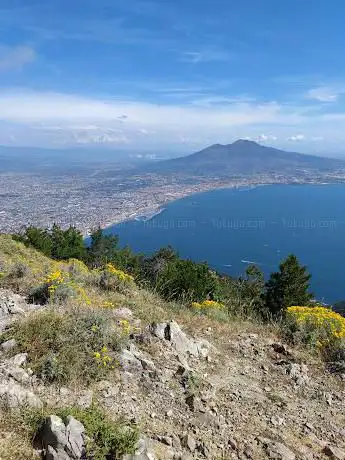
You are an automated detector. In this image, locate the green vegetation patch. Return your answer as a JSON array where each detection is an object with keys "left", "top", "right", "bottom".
[
  {"left": 5, "top": 405, "right": 139, "bottom": 460},
  {"left": 3, "top": 308, "right": 126, "bottom": 385}
]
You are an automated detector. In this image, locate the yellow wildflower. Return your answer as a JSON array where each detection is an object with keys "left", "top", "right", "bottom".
[
  {"left": 191, "top": 300, "right": 225, "bottom": 310},
  {"left": 287, "top": 305, "right": 345, "bottom": 347}
]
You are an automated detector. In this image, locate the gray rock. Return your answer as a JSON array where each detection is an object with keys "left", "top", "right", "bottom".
[
  {"left": 139, "top": 357, "right": 156, "bottom": 371},
  {"left": 0, "top": 380, "right": 42, "bottom": 408},
  {"left": 113, "top": 307, "right": 134, "bottom": 318},
  {"left": 259, "top": 438, "right": 295, "bottom": 460},
  {"left": 65, "top": 416, "right": 85, "bottom": 458},
  {"left": 172, "top": 434, "right": 181, "bottom": 449},
  {"left": 151, "top": 322, "right": 169, "bottom": 340},
  {"left": 120, "top": 349, "right": 143, "bottom": 372},
  {"left": 0, "top": 290, "right": 26, "bottom": 317},
  {"left": 1, "top": 365, "right": 31, "bottom": 384},
  {"left": 286, "top": 363, "right": 309, "bottom": 386},
  {"left": 96, "top": 380, "right": 119, "bottom": 398},
  {"left": 153, "top": 321, "right": 210, "bottom": 358},
  {"left": 46, "top": 444, "right": 70, "bottom": 460},
  {"left": 129, "top": 344, "right": 156, "bottom": 371},
  {"left": 196, "top": 339, "right": 211, "bottom": 358},
  {"left": 41, "top": 415, "right": 67, "bottom": 452},
  {"left": 0, "top": 338, "right": 17, "bottom": 352},
  {"left": 181, "top": 434, "right": 196, "bottom": 453},
  {"left": 156, "top": 436, "right": 173, "bottom": 446},
  {"left": 76, "top": 390, "right": 93, "bottom": 409},
  {"left": 323, "top": 445, "right": 345, "bottom": 459},
  {"left": 185, "top": 394, "right": 202, "bottom": 412},
  {"left": 8, "top": 352, "right": 28, "bottom": 367},
  {"left": 122, "top": 437, "right": 155, "bottom": 460},
  {"left": 40, "top": 415, "right": 86, "bottom": 460},
  {"left": 168, "top": 321, "right": 199, "bottom": 357}
]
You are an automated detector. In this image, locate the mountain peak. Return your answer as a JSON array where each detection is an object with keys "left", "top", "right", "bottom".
[{"left": 232, "top": 139, "right": 260, "bottom": 146}]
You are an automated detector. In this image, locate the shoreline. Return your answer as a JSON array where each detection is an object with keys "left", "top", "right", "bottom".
[{"left": 78, "top": 179, "right": 345, "bottom": 236}]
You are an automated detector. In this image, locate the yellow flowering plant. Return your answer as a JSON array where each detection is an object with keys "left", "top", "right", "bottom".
[
  {"left": 119, "top": 319, "right": 131, "bottom": 336},
  {"left": 93, "top": 346, "right": 115, "bottom": 369},
  {"left": 36, "top": 269, "right": 91, "bottom": 305},
  {"left": 286, "top": 305, "right": 345, "bottom": 348},
  {"left": 104, "top": 263, "right": 134, "bottom": 283},
  {"left": 191, "top": 299, "right": 225, "bottom": 310},
  {"left": 95, "top": 263, "right": 135, "bottom": 293},
  {"left": 102, "top": 300, "right": 115, "bottom": 309}
]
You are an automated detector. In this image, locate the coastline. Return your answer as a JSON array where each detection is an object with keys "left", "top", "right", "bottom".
[{"left": 78, "top": 178, "right": 345, "bottom": 237}]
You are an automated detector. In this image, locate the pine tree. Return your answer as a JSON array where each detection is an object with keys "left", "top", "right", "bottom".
[
  {"left": 265, "top": 254, "right": 313, "bottom": 315},
  {"left": 87, "top": 227, "right": 119, "bottom": 267}
]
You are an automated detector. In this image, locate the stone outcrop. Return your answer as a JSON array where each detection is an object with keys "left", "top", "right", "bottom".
[{"left": 39, "top": 415, "right": 85, "bottom": 460}]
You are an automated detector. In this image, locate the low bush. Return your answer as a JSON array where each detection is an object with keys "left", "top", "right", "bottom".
[
  {"left": 4, "top": 404, "right": 139, "bottom": 460},
  {"left": 154, "top": 258, "right": 221, "bottom": 303},
  {"left": 29, "top": 269, "right": 91, "bottom": 306},
  {"left": 57, "top": 405, "right": 139, "bottom": 459},
  {"left": 93, "top": 263, "right": 135, "bottom": 294},
  {"left": 4, "top": 309, "right": 126, "bottom": 385},
  {"left": 284, "top": 305, "right": 345, "bottom": 356}
]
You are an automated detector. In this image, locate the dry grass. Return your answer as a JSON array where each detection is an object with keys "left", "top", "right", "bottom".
[
  {"left": 0, "top": 414, "right": 37, "bottom": 460},
  {"left": 0, "top": 234, "right": 56, "bottom": 293}
]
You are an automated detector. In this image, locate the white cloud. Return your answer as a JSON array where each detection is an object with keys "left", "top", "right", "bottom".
[
  {"left": 0, "top": 90, "right": 345, "bottom": 151},
  {"left": 180, "top": 49, "right": 230, "bottom": 64},
  {"left": 256, "top": 134, "right": 277, "bottom": 142},
  {"left": 288, "top": 134, "right": 305, "bottom": 141},
  {"left": 139, "top": 128, "right": 156, "bottom": 135},
  {"left": 191, "top": 95, "right": 256, "bottom": 107},
  {"left": 0, "top": 45, "right": 36, "bottom": 71},
  {"left": 0, "top": 91, "right": 285, "bottom": 127},
  {"left": 306, "top": 86, "right": 341, "bottom": 102}
]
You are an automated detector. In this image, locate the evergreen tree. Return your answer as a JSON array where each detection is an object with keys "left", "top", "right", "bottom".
[
  {"left": 243, "top": 264, "right": 266, "bottom": 313},
  {"left": 50, "top": 224, "right": 86, "bottom": 260},
  {"left": 156, "top": 258, "right": 220, "bottom": 302},
  {"left": 87, "top": 227, "right": 119, "bottom": 267},
  {"left": 140, "top": 246, "right": 178, "bottom": 284},
  {"left": 265, "top": 254, "right": 313, "bottom": 315},
  {"left": 13, "top": 226, "right": 52, "bottom": 257},
  {"left": 14, "top": 224, "right": 86, "bottom": 261}
]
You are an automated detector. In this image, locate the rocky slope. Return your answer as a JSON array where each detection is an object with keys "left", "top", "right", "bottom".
[{"left": 1, "top": 287, "right": 345, "bottom": 460}]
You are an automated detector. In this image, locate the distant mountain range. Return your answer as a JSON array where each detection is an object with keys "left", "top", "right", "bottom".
[{"left": 142, "top": 140, "right": 345, "bottom": 177}]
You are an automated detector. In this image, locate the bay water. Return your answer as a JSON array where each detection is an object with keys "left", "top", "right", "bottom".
[{"left": 106, "top": 184, "right": 345, "bottom": 304}]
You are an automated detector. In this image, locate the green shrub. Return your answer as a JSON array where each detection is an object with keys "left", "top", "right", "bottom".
[
  {"left": 92, "top": 263, "right": 135, "bottom": 294},
  {"left": 219, "top": 265, "right": 266, "bottom": 319},
  {"left": 29, "top": 268, "right": 91, "bottom": 306},
  {"left": 155, "top": 258, "right": 221, "bottom": 303},
  {"left": 14, "top": 224, "right": 86, "bottom": 261},
  {"left": 56, "top": 405, "right": 139, "bottom": 459},
  {"left": 7, "top": 405, "right": 139, "bottom": 460},
  {"left": 284, "top": 305, "right": 345, "bottom": 368},
  {"left": 5, "top": 309, "right": 124, "bottom": 385}
]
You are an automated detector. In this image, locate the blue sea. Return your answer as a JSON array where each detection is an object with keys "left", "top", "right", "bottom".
[{"left": 106, "top": 184, "right": 345, "bottom": 304}]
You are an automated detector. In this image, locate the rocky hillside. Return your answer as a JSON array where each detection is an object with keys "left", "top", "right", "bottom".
[{"left": 0, "top": 235, "right": 344, "bottom": 460}]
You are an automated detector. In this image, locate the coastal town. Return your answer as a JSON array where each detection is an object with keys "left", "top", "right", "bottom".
[{"left": 2, "top": 164, "right": 345, "bottom": 234}]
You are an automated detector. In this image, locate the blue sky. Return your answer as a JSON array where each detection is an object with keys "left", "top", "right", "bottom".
[{"left": 1, "top": 0, "right": 345, "bottom": 154}]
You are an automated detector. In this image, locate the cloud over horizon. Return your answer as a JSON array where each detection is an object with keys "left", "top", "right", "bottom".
[
  {"left": 1, "top": 0, "right": 345, "bottom": 153},
  {"left": 0, "top": 89, "right": 345, "bottom": 153}
]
